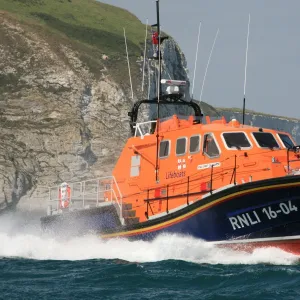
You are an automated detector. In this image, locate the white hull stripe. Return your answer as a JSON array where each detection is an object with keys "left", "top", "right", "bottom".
[{"left": 211, "top": 235, "right": 300, "bottom": 245}]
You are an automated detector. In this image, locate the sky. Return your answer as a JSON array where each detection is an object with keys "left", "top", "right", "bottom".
[{"left": 99, "top": 0, "right": 300, "bottom": 119}]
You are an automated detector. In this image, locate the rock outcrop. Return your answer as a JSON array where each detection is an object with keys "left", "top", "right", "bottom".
[{"left": 0, "top": 10, "right": 190, "bottom": 211}]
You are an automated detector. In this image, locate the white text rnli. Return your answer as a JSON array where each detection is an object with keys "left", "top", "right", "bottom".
[{"left": 229, "top": 201, "right": 298, "bottom": 230}]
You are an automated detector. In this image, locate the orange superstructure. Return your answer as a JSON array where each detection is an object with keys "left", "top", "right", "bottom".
[{"left": 112, "top": 114, "right": 300, "bottom": 224}]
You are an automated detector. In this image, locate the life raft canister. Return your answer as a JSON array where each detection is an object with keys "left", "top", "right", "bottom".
[{"left": 59, "top": 182, "right": 71, "bottom": 209}]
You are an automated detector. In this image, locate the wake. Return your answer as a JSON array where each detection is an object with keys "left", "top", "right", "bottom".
[{"left": 0, "top": 211, "right": 298, "bottom": 265}]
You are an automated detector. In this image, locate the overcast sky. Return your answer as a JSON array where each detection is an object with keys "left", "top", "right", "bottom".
[{"left": 99, "top": 0, "right": 300, "bottom": 118}]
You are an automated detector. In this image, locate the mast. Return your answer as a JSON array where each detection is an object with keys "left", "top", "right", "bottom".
[
  {"left": 155, "top": 0, "right": 161, "bottom": 182},
  {"left": 142, "top": 19, "right": 148, "bottom": 93},
  {"left": 243, "top": 14, "right": 251, "bottom": 125},
  {"left": 199, "top": 28, "right": 219, "bottom": 103},
  {"left": 191, "top": 21, "right": 201, "bottom": 101},
  {"left": 156, "top": 0, "right": 162, "bottom": 98},
  {"left": 123, "top": 28, "right": 134, "bottom": 100}
]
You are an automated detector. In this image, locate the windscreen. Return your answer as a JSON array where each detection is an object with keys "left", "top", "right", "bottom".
[
  {"left": 223, "top": 132, "right": 251, "bottom": 149},
  {"left": 278, "top": 133, "right": 295, "bottom": 148},
  {"left": 252, "top": 132, "right": 279, "bottom": 148}
]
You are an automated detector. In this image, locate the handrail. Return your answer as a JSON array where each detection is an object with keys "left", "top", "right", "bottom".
[
  {"left": 286, "top": 145, "right": 300, "bottom": 175},
  {"left": 186, "top": 176, "right": 190, "bottom": 205},
  {"left": 166, "top": 185, "right": 169, "bottom": 213},
  {"left": 142, "top": 147, "right": 300, "bottom": 218},
  {"left": 145, "top": 190, "right": 210, "bottom": 203},
  {"left": 45, "top": 176, "right": 124, "bottom": 225},
  {"left": 143, "top": 161, "right": 238, "bottom": 217},
  {"left": 230, "top": 155, "right": 237, "bottom": 185},
  {"left": 134, "top": 120, "right": 157, "bottom": 138},
  {"left": 130, "top": 149, "right": 291, "bottom": 200},
  {"left": 112, "top": 176, "right": 124, "bottom": 225},
  {"left": 210, "top": 164, "right": 214, "bottom": 194}
]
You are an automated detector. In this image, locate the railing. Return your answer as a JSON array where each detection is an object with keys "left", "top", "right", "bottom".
[
  {"left": 230, "top": 155, "right": 237, "bottom": 185},
  {"left": 287, "top": 145, "right": 300, "bottom": 175},
  {"left": 46, "top": 176, "right": 124, "bottom": 224},
  {"left": 112, "top": 176, "right": 124, "bottom": 225},
  {"left": 144, "top": 174, "right": 213, "bottom": 219},
  {"left": 134, "top": 120, "right": 157, "bottom": 138},
  {"left": 143, "top": 148, "right": 300, "bottom": 219},
  {"left": 144, "top": 155, "right": 243, "bottom": 219}
]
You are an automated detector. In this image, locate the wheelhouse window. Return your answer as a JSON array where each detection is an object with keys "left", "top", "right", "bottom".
[
  {"left": 278, "top": 133, "right": 295, "bottom": 149},
  {"left": 159, "top": 140, "right": 170, "bottom": 158},
  {"left": 252, "top": 132, "right": 279, "bottom": 148},
  {"left": 223, "top": 132, "right": 251, "bottom": 149},
  {"left": 176, "top": 138, "right": 187, "bottom": 156},
  {"left": 190, "top": 135, "right": 200, "bottom": 154},
  {"left": 203, "top": 134, "right": 220, "bottom": 157}
]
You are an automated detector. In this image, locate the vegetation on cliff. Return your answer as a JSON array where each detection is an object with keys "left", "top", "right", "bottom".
[
  {"left": 0, "top": 0, "right": 145, "bottom": 86},
  {"left": 1, "top": 0, "right": 144, "bottom": 50}
]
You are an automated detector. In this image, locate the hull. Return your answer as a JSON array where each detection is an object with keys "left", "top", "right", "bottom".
[
  {"left": 214, "top": 235, "right": 300, "bottom": 255},
  {"left": 41, "top": 175, "right": 300, "bottom": 254},
  {"left": 41, "top": 204, "right": 122, "bottom": 236}
]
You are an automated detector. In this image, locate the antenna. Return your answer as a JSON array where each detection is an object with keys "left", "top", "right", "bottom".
[
  {"left": 147, "top": 59, "right": 151, "bottom": 99},
  {"left": 191, "top": 21, "right": 201, "bottom": 100},
  {"left": 155, "top": 0, "right": 161, "bottom": 182},
  {"left": 199, "top": 28, "right": 219, "bottom": 102},
  {"left": 242, "top": 14, "right": 251, "bottom": 125},
  {"left": 142, "top": 19, "right": 148, "bottom": 92},
  {"left": 157, "top": 1, "right": 162, "bottom": 100},
  {"left": 123, "top": 27, "right": 134, "bottom": 100},
  {"left": 158, "top": 28, "right": 162, "bottom": 100}
]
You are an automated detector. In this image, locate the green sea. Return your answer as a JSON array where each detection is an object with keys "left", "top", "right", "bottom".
[{"left": 0, "top": 212, "right": 300, "bottom": 300}]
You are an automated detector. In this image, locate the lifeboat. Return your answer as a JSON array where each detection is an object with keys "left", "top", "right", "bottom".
[{"left": 41, "top": 2, "right": 300, "bottom": 255}]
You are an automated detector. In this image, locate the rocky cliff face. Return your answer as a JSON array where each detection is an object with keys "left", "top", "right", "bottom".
[{"left": 0, "top": 11, "right": 190, "bottom": 212}]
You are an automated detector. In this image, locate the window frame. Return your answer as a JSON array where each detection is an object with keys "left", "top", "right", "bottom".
[
  {"left": 276, "top": 133, "right": 295, "bottom": 149},
  {"left": 221, "top": 131, "right": 252, "bottom": 151},
  {"left": 176, "top": 137, "right": 188, "bottom": 157},
  {"left": 251, "top": 132, "right": 280, "bottom": 149},
  {"left": 202, "top": 132, "right": 221, "bottom": 158},
  {"left": 189, "top": 134, "right": 201, "bottom": 154},
  {"left": 159, "top": 139, "right": 171, "bottom": 159}
]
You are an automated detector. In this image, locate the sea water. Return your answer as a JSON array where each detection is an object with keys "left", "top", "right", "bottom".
[{"left": 0, "top": 211, "right": 300, "bottom": 299}]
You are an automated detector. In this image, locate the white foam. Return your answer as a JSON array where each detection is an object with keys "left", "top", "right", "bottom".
[{"left": 0, "top": 212, "right": 298, "bottom": 264}]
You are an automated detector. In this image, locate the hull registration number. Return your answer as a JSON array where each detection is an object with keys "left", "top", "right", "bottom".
[{"left": 229, "top": 201, "right": 298, "bottom": 230}]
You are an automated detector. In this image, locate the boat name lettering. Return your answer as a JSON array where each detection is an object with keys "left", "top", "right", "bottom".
[
  {"left": 197, "top": 162, "right": 221, "bottom": 170},
  {"left": 229, "top": 200, "right": 298, "bottom": 230},
  {"left": 165, "top": 171, "right": 186, "bottom": 179}
]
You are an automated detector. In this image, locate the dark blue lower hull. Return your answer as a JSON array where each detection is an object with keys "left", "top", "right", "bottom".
[
  {"left": 130, "top": 184, "right": 300, "bottom": 242},
  {"left": 41, "top": 176, "right": 300, "bottom": 249}
]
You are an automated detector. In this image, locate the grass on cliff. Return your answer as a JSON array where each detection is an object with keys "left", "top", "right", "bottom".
[
  {"left": 0, "top": 0, "right": 145, "bottom": 55},
  {"left": 0, "top": 0, "right": 145, "bottom": 84}
]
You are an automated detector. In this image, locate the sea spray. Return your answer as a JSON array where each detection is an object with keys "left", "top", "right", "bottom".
[{"left": 0, "top": 212, "right": 298, "bottom": 264}]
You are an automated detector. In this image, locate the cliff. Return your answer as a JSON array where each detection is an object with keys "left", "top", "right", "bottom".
[{"left": 0, "top": 0, "right": 191, "bottom": 212}]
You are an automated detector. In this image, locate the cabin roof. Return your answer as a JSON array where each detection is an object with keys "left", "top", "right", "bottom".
[
  {"left": 129, "top": 115, "right": 293, "bottom": 145},
  {"left": 157, "top": 115, "right": 281, "bottom": 135}
]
